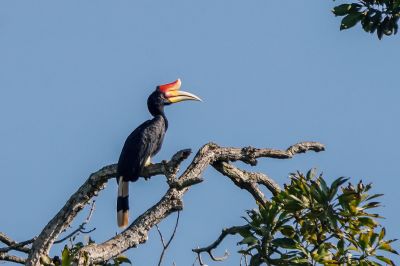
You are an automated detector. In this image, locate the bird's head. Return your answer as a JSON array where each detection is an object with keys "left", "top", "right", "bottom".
[{"left": 148, "top": 79, "right": 202, "bottom": 116}]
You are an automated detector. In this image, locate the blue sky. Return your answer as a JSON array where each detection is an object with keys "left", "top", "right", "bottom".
[{"left": 0, "top": 0, "right": 399, "bottom": 265}]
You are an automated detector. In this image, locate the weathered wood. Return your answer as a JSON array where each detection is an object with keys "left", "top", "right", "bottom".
[{"left": 0, "top": 142, "right": 324, "bottom": 265}]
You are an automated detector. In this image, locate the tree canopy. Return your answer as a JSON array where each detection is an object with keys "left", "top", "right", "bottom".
[
  {"left": 227, "top": 171, "right": 398, "bottom": 265},
  {"left": 333, "top": 0, "right": 400, "bottom": 39}
]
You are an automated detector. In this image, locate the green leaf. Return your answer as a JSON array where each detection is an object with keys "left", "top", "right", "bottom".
[
  {"left": 318, "top": 176, "right": 329, "bottom": 200},
  {"left": 238, "top": 249, "right": 250, "bottom": 255},
  {"left": 292, "top": 257, "right": 310, "bottom": 264},
  {"left": 114, "top": 256, "right": 132, "bottom": 265},
  {"left": 371, "top": 11, "right": 382, "bottom": 32},
  {"left": 382, "top": 16, "right": 393, "bottom": 36},
  {"left": 362, "top": 201, "right": 381, "bottom": 210},
  {"left": 238, "top": 227, "right": 252, "bottom": 239},
  {"left": 341, "top": 12, "right": 364, "bottom": 30},
  {"left": 377, "top": 25, "right": 384, "bottom": 40},
  {"left": 379, "top": 228, "right": 386, "bottom": 241},
  {"left": 272, "top": 238, "right": 297, "bottom": 249},
  {"left": 288, "top": 194, "right": 304, "bottom": 204},
  {"left": 306, "top": 168, "right": 316, "bottom": 180},
  {"left": 378, "top": 241, "right": 399, "bottom": 255},
  {"left": 370, "top": 232, "right": 379, "bottom": 247},
  {"left": 239, "top": 236, "right": 258, "bottom": 246},
  {"left": 366, "top": 261, "right": 376, "bottom": 266},
  {"left": 358, "top": 217, "right": 378, "bottom": 228},
  {"left": 329, "top": 177, "right": 349, "bottom": 200},
  {"left": 280, "top": 225, "right": 296, "bottom": 237},
  {"left": 332, "top": 4, "right": 352, "bottom": 16},
  {"left": 61, "top": 246, "right": 71, "bottom": 266},
  {"left": 394, "top": 0, "right": 400, "bottom": 9},
  {"left": 375, "top": 255, "right": 395, "bottom": 265},
  {"left": 366, "top": 194, "right": 384, "bottom": 201}
]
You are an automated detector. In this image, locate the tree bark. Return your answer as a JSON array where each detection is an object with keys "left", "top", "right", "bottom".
[{"left": 0, "top": 142, "right": 324, "bottom": 266}]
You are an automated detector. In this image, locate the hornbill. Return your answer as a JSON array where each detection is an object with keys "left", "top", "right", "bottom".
[{"left": 117, "top": 79, "right": 201, "bottom": 228}]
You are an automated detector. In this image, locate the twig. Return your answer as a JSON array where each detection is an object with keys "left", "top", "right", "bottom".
[
  {"left": 155, "top": 226, "right": 166, "bottom": 247},
  {"left": 239, "top": 251, "right": 249, "bottom": 266},
  {"left": 54, "top": 201, "right": 96, "bottom": 244},
  {"left": 192, "top": 252, "right": 207, "bottom": 266},
  {"left": 156, "top": 211, "right": 181, "bottom": 266}
]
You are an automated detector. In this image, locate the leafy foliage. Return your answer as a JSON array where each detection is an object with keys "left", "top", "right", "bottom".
[
  {"left": 332, "top": 0, "right": 400, "bottom": 39},
  {"left": 237, "top": 170, "right": 398, "bottom": 265}
]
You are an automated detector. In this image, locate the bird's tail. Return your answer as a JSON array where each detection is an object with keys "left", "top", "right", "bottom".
[{"left": 117, "top": 176, "right": 129, "bottom": 228}]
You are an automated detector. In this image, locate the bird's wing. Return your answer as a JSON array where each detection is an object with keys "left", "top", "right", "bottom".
[
  {"left": 118, "top": 116, "right": 167, "bottom": 182},
  {"left": 117, "top": 120, "right": 155, "bottom": 181}
]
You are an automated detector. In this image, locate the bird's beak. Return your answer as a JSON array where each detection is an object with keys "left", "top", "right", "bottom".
[
  {"left": 159, "top": 79, "right": 202, "bottom": 103},
  {"left": 166, "top": 90, "right": 202, "bottom": 103}
]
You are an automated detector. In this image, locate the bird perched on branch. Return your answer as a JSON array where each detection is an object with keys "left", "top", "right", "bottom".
[{"left": 117, "top": 79, "right": 202, "bottom": 228}]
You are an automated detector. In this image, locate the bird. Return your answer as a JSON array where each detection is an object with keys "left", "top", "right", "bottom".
[{"left": 116, "top": 79, "right": 201, "bottom": 228}]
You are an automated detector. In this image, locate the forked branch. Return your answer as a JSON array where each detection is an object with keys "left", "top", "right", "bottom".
[
  {"left": 2, "top": 141, "right": 324, "bottom": 266},
  {"left": 192, "top": 225, "right": 251, "bottom": 263}
]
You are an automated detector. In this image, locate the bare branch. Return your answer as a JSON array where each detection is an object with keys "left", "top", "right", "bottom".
[
  {"left": 26, "top": 149, "right": 191, "bottom": 266},
  {"left": 73, "top": 188, "right": 184, "bottom": 265},
  {"left": 54, "top": 200, "right": 96, "bottom": 244},
  {"left": 21, "top": 142, "right": 323, "bottom": 266},
  {"left": 286, "top": 141, "right": 325, "bottom": 156},
  {"left": 212, "top": 161, "right": 280, "bottom": 204},
  {"left": 192, "top": 225, "right": 249, "bottom": 262},
  {"left": 173, "top": 141, "right": 324, "bottom": 189},
  {"left": 192, "top": 253, "right": 207, "bottom": 266},
  {"left": 156, "top": 211, "right": 180, "bottom": 266},
  {"left": 0, "top": 233, "right": 34, "bottom": 265},
  {"left": 0, "top": 233, "right": 34, "bottom": 254},
  {"left": 0, "top": 253, "right": 26, "bottom": 264},
  {"left": 0, "top": 233, "right": 13, "bottom": 246}
]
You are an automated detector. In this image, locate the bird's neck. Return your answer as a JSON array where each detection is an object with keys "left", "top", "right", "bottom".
[
  {"left": 148, "top": 103, "right": 168, "bottom": 129},
  {"left": 160, "top": 113, "right": 168, "bottom": 129},
  {"left": 154, "top": 113, "right": 168, "bottom": 130}
]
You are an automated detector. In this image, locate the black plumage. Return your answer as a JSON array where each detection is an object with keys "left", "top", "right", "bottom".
[
  {"left": 116, "top": 79, "right": 201, "bottom": 227},
  {"left": 117, "top": 92, "right": 168, "bottom": 182}
]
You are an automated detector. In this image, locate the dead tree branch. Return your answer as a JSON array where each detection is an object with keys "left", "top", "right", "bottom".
[
  {"left": 0, "top": 233, "right": 35, "bottom": 265},
  {"left": 212, "top": 161, "right": 280, "bottom": 204},
  {"left": 0, "top": 233, "right": 34, "bottom": 254},
  {"left": 54, "top": 200, "right": 96, "bottom": 244},
  {"left": 1, "top": 141, "right": 324, "bottom": 266},
  {"left": 0, "top": 253, "right": 26, "bottom": 264},
  {"left": 192, "top": 225, "right": 251, "bottom": 262},
  {"left": 26, "top": 149, "right": 191, "bottom": 266}
]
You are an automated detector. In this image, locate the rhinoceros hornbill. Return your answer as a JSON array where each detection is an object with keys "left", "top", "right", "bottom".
[{"left": 117, "top": 79, "right": 202, "bottom": 227}]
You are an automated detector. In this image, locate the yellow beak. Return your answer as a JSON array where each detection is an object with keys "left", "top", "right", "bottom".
[
  {"left": 158, "top": 78, "right": 202, "bottom": 103},
  {"left": 166, "top": 90, "right": 202, "bottom": 103}
]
